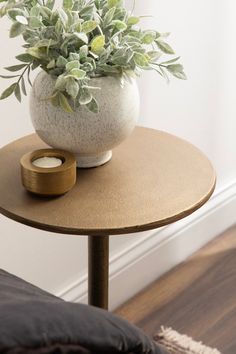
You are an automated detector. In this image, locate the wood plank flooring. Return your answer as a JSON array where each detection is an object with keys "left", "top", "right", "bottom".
[{"left": 116, "top": 225, "right": 236, "bottom": 354}]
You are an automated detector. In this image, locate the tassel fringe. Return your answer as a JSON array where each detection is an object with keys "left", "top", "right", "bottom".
[{"left": 154, "top": 327, "right": 221, "bottom": 354}]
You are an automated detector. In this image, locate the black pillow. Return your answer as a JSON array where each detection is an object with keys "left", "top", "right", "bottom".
[{"left": 0, "top": 270, "right": 168, "bottom": 354}]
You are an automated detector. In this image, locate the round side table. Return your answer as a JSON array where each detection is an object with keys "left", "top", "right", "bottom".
[{"left": 0, "top": 127, "right": 216, "bottom": 309}]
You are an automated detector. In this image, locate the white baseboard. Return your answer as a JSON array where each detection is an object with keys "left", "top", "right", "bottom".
[{"left": 57, "top": 181, "right": 236, "bottom": 310}]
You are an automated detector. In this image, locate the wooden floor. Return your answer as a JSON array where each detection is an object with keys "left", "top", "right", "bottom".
[{"left": 116, "top": 225, "right": 236, "bottom": 354}]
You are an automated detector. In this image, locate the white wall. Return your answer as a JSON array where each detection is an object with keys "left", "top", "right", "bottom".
[
  {"left": 136, "top": 0, "right": 236, "bottom": 189},
  {"left": 0, "top": 0, "right": 236, "bottom": 305}
]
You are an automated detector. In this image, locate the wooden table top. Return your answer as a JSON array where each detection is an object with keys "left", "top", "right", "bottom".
[{"left": 0, "top": 127, "right": 216, "bottom": 236}]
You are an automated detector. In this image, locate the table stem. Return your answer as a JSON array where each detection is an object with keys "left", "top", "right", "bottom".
[{"left": 88, "top": 235, "right": 109, "bottom": 310}]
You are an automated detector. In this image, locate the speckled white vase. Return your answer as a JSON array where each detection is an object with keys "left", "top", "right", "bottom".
[{"left": 30, "top": 71, "right": 140, "bottom": 168}]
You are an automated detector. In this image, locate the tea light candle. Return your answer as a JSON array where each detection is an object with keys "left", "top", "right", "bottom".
[
  {"left": 20, "top": 149, "right": 76, "bottom": 196},
  {"left": 32, "top": 156, "right": 62, "bottom": 168}
]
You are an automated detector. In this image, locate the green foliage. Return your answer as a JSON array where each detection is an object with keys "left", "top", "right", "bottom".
[{"left": 0, "top": 0, "right": 186, "bottom": 113}]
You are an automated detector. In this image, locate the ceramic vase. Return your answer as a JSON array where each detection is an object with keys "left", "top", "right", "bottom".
[{"left": 30, "top": 71, "right": 140, "bottom": 168}]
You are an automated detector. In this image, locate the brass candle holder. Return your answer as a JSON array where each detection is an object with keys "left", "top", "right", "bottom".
[{"left": 20, "top": 149, "right": 76, "bottom": 196}]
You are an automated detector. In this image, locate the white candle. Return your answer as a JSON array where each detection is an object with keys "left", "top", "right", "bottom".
[{"left": 32, "top": 156, "right": 62, "bottom": 168}]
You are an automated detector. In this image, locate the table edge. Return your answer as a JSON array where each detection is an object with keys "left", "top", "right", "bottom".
[{"left": 0, "top": 175, "right": 216, "bottom": 236}]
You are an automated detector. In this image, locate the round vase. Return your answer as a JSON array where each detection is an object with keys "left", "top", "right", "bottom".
[{"left": 29, "top": 71, "right": 140, "bottom": 168}]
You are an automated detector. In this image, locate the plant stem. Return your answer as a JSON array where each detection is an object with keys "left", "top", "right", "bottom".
[{"left": 17, "top": 63, "right": 31, "bottom": 85}]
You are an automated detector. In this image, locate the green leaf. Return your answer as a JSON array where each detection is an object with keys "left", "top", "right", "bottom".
[
  {"left": 107, "top": 0, "right": 122, "bottom": 8},
  {"left": 150, "top": 64, "right": 165, "bottom": 78},
  {"left": 10, "top": 22, "right": 26, "bottom": 37},
  {"left": 15, "top": 53, "right": 32, "bottom": 63},
  {"left": 15, "top": 15, "right": 28, "bottom": 25},
  {"left": 29, "top": 16, "right": 42, "bottom": 28},
  {"left": 56, "top": 56, "right": 68, "bottom": 68},
  {"left": 86, "top": 97, "right": 98, "bottom": 113},
  {"left": 98, "top": 64, "right": 120, "bottom": 74},
  {"left": 0, "top": 74, "right": 20, "bottom": 78},
  {"left": 79, "top": 45, "right": 88, "bottom": 59},
  {"left": 127, "top": 16, "right": 140, "bottom": 26},
  {"left": 66, "top": 60, "right": 80, "bottom": 71},
  {"left": 161, "top": 56, "right": 180, "bottom": 65},
  {"left": 89, "top": 51, "right": 99, "bottom": 59},
  {"left": 46, "top": 0, "right": 55, "bottom": 10},
  {"left": 67, "top": 10, "right": 73, "bottom": 28},
  {"left": 82, "top": 85, "right": 101, "bottom": 91},
  {"left": 166, "top": 63, "right": 184, "bottom": 72},
  {"left": 66, "top": 77, "right": 79, "bottom": 99},
  {"left": 14, "top": 83, "right": 21, "bottom": 102},
  {"left": 50, "top": 92, "right": 60, "bottom": 107},
  {"left": 30, "top": 6, "right": 40, "bottom": 17},
  {"left": 35, "top": 39, "right": 57, "bottom": 48},
  {"left": 112, "top": 47, "right": 133, "bottom": 65},
  {"left": 31, "top": 60, "right": 41, "bottom": 70},
  {"left": 112, "top": 20, "right": 127, "bottom": 31},
  {"left": 79, "top": 88, "right": 92, "bottom": 105},
  {"left": 141, "top": 31, "right": 156, "bottom": 44},
  {"left": 7, "top": 8, "right": 25, "bottom": 20},
  {"left": 0, "top": 83, "right": 17, "bottom": 100},
  {"left": 47, "top": 59, "right": 55, "bottom": 69},
  {"left": 58, "top": 92, "right": 73, "bottom": 113},
  {"left": 79, "top": 4, "right": 94, "bottom": 17},
  {"left": 69, "top": 68, "right": 86, "bottom": 79},
  {"left": 0, "top": 6, "right": 7, "bottom": 17},
  {"left": 55, "top": 75, "right": 67, "bottom": 90},
  {"left": 156, "top": 40, "right": 175, "bottom": 54},
  {"left": 103, "top": 7, "right": 116, "bottom": 27},
  {"left": 91, "top": 35, "right": 105, "bottom": 55},
  {"left": 57, "top": 9, "right": 68, "bottom": 28},
  {"left": 21, "top": 77, "right": 27, "bottom": 95},
  {"left": 74, "top": 32, "right": 88, "bottom": 44},
  {"left": 82, "top": 20, "right": 98, "bottom": 34},
  {"left": 95, "top": 0, "right": 101, "bottom": 9},
  {"left": 159, "top": 32, "right": 171, "bottom": 38},
  {"left": 147, "top": 51, "right": 162, "bottom": 61},
  {"left": 133, "top": 53, "right": 149, "bottom": 68},
  {"left": 128, "top": 30, "right": 142, "bottom": 40},
  {"left": 63, "top": 0, "right": 73, "bottom": 10},
  {"left": 159, "top": 66, "right": 169, "bottom": 82},
  {"left": 60, "top": 39, "right": 69, "bottom": 56},
  {"left": 69, "top": 52, "right": 81, "bottom": 61},
  {"left": 27, "top": 66, "right": 32, "bottom": 86},
  {"left": 73, "top": 21, "right": 81, "bottom": 32},
  {"left": 40, "top": 6, "right": 52, "bottom": 18},
  {"left": 81, "top": 62, "right": 93, "bottom": 72},
  {"left": 4, "top": 64, "right": 27, "bottom": 72},
  {"left": 166, "top": 64, "right": 187, "bottom": 80},
  {"left": 55, "top": 18, "right": 63, "bottom": 34},
  {"left": 26, "top": 47, "right": 46, "bottom": 60}
]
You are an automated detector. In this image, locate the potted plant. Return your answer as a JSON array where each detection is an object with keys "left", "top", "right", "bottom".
[{"left": 0, "top": 0, "right": 186, "bottom": 167}]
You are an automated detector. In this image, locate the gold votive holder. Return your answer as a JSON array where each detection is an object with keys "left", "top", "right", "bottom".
[{"left": 20, "top": 149, "right": 76, "bottom": 196}]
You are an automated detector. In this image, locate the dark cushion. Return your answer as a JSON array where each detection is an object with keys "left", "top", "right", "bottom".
[{"left": 0, "top": 269, "right": 168, "bottom": 354}]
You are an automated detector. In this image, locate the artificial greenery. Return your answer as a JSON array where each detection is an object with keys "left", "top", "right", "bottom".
[{"left": 0, "top": 0, "right": 186, "bottom": 113}]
